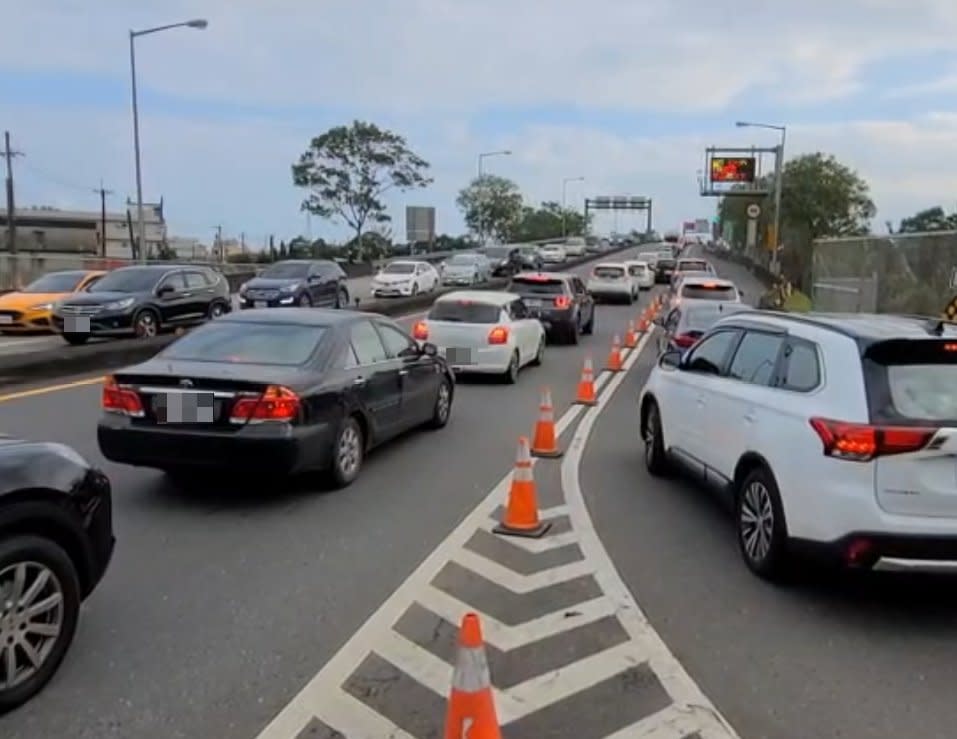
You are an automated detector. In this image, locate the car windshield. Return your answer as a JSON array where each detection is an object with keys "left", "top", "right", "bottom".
[
  {"left": 383, "top": 262, "right": 415, "bottom": 274},
  {"left": 658, "top": 259, "right": 676, "bottom": 269},
  {"left": 867, "top": 340, "right": 957, "bottom": 422},
  {"left": 261, "top": 262, "right": 310, "bottom": 279},
  {"left": 447, "top": 255, "right": 477, "bottom": 265},
  {"left": 88, "top": 268, "right": 163, "bottom": 293},
  {"left": 509, "top": 277, "right": 564, "bottom": 295},
  {"left": 593, "top": 266, "right": 625, "bottom": 279},
  {"left": 429, "top": 300, "right": 501, "bottom": 323},
  {"left": 484, "top": 247, "right": 510, "bottom": 258},
  {"left": 681, "top": 283, "right": 737, "bottom": 300},
  {"left": 160, "top": 321, "right": 326, "bottom": 366},
  {"left": 22, "top": 272, "right": 85, "bottom": 293}
]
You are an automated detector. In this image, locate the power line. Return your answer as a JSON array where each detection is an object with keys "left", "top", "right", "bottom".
[{"left": 18, "top": 158, "right": 95, "bottom": 194}]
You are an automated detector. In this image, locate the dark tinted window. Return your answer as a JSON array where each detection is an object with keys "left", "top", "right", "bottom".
[
  {"left": 429, "top": 300, "right": 501, "bottom": 323},
  {"left": 728, "top": 332, "right": 782, "bottom": 385},
  {"left": 261, "top": 262, "right": 309, "bottom": 279},
  {"left": 781, "top": 342, "right": 820, "bottom": 391},
  {"left": 628, "top": 264, "right": 649, "bottom": 276},
  {"left": 22, "top": 271, "right": 85, "bottom": 293},
  {"left": 89, "top": 267, "right": 166, "bottom": 293},
  {"left": 508, "top": 277, "right": 565, "bottom": 295},
  {"left": 158, "top": 273, "right": 187, "bottom": 291},
  {"left": 681, "top": 284, "right": 737, "bottom": 301},
  {"left": 866, "top": 340, "right": 957, "bottom": 422},
  {"left": 593, "top": 266, "right": 625, "bottom": 279},
  {"left": 685, "top": 330, "right": 739, "bottom": 374},
  {"left": 350, "top": 321, "right": 388, "bottom": 364},
  {"left": 678, "top": 260, "right": 709, "bottom": 272},
  {"left": 160, "top": 321, "right": 325, "bottom": 365},
  {"left": 184, "top": 271, "right": 208, "bottom": 289},
  {"left": 657, "top": 259, "right": 676, "bottom": 270},
  {"left": 382, "top": 262, "right": 416, "bottom": 274}
]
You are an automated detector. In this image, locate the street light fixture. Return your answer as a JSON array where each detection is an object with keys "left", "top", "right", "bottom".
[
  {"left": 476, "top": 150, "right": 512, "bottom": 244},
  {"left": 129, "top": 18, "right": 208, "bottom": 262},
  {"left": 736, "top": 120, "right": 786, "bottom": 275},
  {"left": 561, "top": 176, "right": 585, "bottom": 238}
]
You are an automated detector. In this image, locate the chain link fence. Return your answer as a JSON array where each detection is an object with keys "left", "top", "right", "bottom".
[{"left": 811, "top": 231, "right": 957, "bottom": 315}]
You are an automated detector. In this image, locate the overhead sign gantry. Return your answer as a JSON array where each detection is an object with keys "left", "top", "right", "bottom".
[{"left": 584, "top": 196, "right": 653, "bottom": 233}]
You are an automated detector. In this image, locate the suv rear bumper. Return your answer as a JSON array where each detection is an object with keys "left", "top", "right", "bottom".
[{"left": 792, "top": 532, "right": 957, "bottom": 565}]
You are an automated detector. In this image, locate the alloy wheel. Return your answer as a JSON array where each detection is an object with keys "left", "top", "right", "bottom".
[
  {"left": 740, "top": 481, "right": 775, "bottom": 563},
  {"left": 0, "top": 562, "right": 64, "bottom": 691},
  {"left": 337, "top": 425, "right": 362, "bottom": 479}
]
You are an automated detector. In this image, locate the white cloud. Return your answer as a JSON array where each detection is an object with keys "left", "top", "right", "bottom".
[{"left": 5, "top": 1, "right": 957, "bottom": 243}]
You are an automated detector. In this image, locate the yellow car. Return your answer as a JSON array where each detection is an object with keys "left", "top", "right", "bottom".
[{"left": 0, "top": 270, "right": 106, "bottom": 333}]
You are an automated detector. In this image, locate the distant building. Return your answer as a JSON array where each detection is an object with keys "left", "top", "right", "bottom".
[
  {"left": 0, "top": 199, "right": 167, "bottom": 258},
  {"left": 166, "top": 236, "right": 208, "bottom": 261}
]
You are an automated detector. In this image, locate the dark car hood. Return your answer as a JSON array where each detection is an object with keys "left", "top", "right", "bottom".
[
  {"left": 118, "top": 357, "right": 310, "bottom": 388},
  {"left": 245, "top": 277, "right": 303, "bottom": 289},
  {"left": 60, "top": 291, "right": 140, "bottom": 305}
]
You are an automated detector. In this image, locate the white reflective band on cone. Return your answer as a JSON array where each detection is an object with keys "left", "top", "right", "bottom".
[{"left": 452, "top": 646, "right": 492, "bottom": 693}]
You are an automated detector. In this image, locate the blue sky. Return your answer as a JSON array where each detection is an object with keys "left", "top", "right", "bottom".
[{"left": 4, "top": 0, "right": 957, "bottom": 247}]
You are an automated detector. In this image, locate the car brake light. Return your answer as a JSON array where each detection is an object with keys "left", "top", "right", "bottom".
[
  {"left": 672, "top": 332, "right": 699, "bottom": 348},
  {"left": 554, "top": 295, "right": 571, "bottom": 309},
  {"left": 488, "top": 325, "right": 509, "bottom": 344},
  {"left": 808, "top": 417, "right": 937, "bottom": 462},
  {"left": 230, "top": 385, "right": 301, "bottom": 424},
  {"left": 102, "top": 375, "right": 144, "bottom": 417},
  {"left": 412, "top": 320, "right": 429, "bottom": 340}
]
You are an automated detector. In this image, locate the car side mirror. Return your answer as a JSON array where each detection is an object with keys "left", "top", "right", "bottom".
[
  {"left": 738, "top": 290, "right": 746, "bottom": 298},
  {"left": 659, "top": 349, "right": 682, "bottom": 369},
  {"left": 421, "top": 341, "right": 438, "bottom": 357},
  {"left": 156, "top": 285, "right": 175, "bottom": 297}
]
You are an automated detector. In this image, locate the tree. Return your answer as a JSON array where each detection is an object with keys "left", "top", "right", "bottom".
[
  {"left": 511, "top": 201, "right": 590, "bottom": 242},
  {"left": 898, "top": 206, "right": 957, "bottom": 233},
  {"left": 292, "top": 120, "right": 432, "bottom": 253},
  {"left": 456, "top": 174, "right": 523, "bottom": 243}
]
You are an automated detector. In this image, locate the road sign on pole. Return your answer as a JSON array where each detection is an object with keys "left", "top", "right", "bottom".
[{"left": 746, "top": 203, "right": 761, "bottom": 218}]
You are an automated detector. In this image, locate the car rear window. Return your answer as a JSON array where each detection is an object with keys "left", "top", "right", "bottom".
[
  {"left": 509, "top": 277, "right": 565, "bottom": 295},
  {"left": 627, "top": 265, "right": 648, "bottom": 276},
  {"left": 681, "top": 283, "right": 737, "bottom": 300},
  {"left": 865, "top": 339, "right": 957, "bottom": 423},
  {"left": 428, "top": 300, "right": 501, "bottom": 323},
  {"left": 657, "top": 259, "right": 676, "bottom": 269},
  {"left": 681, "top": 304, "right": 747, "bottom": 332},
  {"left": 160, "top": 321, "right": 326, "bottom": 366},
  {"left": 678, "top": 260, "right": 709, "bottom": 272},
  {"left": 593, "top": 266, "right": 625, "bottom": 279}
]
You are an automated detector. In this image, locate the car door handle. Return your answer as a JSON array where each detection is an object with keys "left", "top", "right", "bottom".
[
  {"left": 353, "top": 377, "right": 366, "bottom": 386},
  {"left": 181, "top": 292, "right": 193, "bottom": 297},
  {"left": 743, "top": 411, "right": 756, "bottom": 423},
  {"left": 398, "top": 369, "right": 408, "bottom": 376}
]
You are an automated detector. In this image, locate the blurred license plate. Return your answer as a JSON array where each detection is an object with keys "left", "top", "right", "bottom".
[
  {"left": 0, "top": 316, "right": 12, "bottom": 325},
  {"left": 445, "top": 348, "right": 474, "bottom": 365},
  {"left": 254, "top": 301, "right": 267, "bottom": 308},
  {"left": 64, "top": 316, "right": 90, "bottom": 333},
  {"left": 525, "top": 299, "right": 543, "bottom": 307},
  {"left": 153, "top": 392, "right": 217, "bottom": 423}
]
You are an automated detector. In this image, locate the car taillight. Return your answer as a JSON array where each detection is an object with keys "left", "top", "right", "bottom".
[
  {"left": 230, "top": 385, "right": 301, "bottom": 424},
  {"left": 102, "top": 376, "right": 145, "bottom": 417},
  {"left": 488, "top": 326, "right": 509, "bottom": 344},
  {"left": 554, "top": 295, "right": 571, "bottom": 309},
  {"left": 412, "top": 321, "right": 429, "bottom": 340},
  {"left": 808, "top": 417, "right": 938, "bottom": 462},
  {"left": 672, "top": 332, "right": 699, "bottom": 348}
]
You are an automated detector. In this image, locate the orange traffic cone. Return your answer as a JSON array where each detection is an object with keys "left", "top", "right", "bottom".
[
  {"left": 607, "top": 334, "right": 623, "bottom": 372},
  {"left": 494, "top": 437, "right": 551, "bottom": 538},
  {"left": 624, "top": 320, "right": 638, "bottom": 348},
  {"left": 574, "top": 356, "right": 598, "bottom": 406},
  {"left": 444, "top": 613, "right": 502, "bottom": 739},
  {"left": 531, "top": 387, "right": 562, "bottom": 458},
  {"left": 638, "top": 316, "right": 650, "bottom": 333}
]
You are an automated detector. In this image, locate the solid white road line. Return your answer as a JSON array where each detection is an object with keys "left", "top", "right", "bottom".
[
  {"left": 560, "top": 331, "right": 740, "bottom": 737},
  {"left": 254, "top": 354, "right": 630, "bottom": 738},
  {"left": 450, "top": 548, "right": 594, "bottom": 592}
]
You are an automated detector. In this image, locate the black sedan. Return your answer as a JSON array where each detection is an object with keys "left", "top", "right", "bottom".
[
  {"left": 238, "top": 259, "right": 350, "bottom": 309},
  {"left": 654, "top": 258, "right": 676, "bottom": 284},
  {"left": 0, "top": 438, "right": 114, "bottom": 714},
  {"left": 52, "top": 264, "right": 232, "bottom": 345},
  {"left": 97, "top": 308, "right": 455, "bottom": 487}
]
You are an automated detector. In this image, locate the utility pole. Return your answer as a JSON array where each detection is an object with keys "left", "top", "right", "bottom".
[
  {"left": 93, "top": 181, "right": 114, "bottom": 257},
  {"left": 213, "top": 224, "right": 223, "bottom": 263},
  {"left": 2, "top": 131, "right": 23, "bottom": 287}
]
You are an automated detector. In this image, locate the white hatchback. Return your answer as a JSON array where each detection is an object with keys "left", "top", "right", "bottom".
[
  {"left": 540, "top": 244, "right": 567, "bottom": 264},
  {"left": 587, "top": 263, "right": 634, "bottom": 304},
  {"left": 623, "top": 260, "right": 655, "bottom": 291},
  {"left": 412, "top": 290, "right": 546, "bottom": 383}
]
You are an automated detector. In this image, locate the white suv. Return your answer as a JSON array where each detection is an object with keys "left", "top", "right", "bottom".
[{"left": 638, "top": 311, "right": 957, "bottom": 581}]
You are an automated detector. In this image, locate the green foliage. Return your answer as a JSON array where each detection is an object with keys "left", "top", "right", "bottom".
[
  {"left": 292, "top": 120, "right": 432, "bottom": 247},
  {"left": 456, "top": 174, "right": 523, "bottom": 242},
  {"left": 511, "top": 201, "right": 590, "bottom": 242},
  {"left": 898, "top": 206, "right": 957, "bottom": 233}
]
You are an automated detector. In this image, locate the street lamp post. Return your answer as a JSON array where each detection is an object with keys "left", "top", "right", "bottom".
[
  {"left": 736, "top": 120, "right": 786, "bottom": 275},
  {"left": 561, "top": 176, "right": 585, "bottom": 238},
  {"left": 476, "top": 150, "right": 511, "bottom": 244},
  {"left": 130, "top": 19, "right": 208, "bottom": 262}
]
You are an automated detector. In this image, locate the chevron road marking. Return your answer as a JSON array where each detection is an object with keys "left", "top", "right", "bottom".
[{"left": 255, "top": 318, "right": 737, "bottom": 739}]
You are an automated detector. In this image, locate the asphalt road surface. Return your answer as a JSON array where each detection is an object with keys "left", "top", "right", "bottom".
[{"left": 0, "top": 245, "right": 672, "bottom": 739}]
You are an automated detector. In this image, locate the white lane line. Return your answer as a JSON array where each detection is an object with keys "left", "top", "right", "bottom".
[
  {"left": 450, "top": 548, "right": 594, "bottom": 592},
  {"left": 415, "top": 585, "right": 616, "bottom": 651},
  {"left": 254, "top": 346, "right": 634, "bottom": 739},
  {"left": 603, "top": 703, "right": 729, "bottom": 738},
  {"left": 317, "top": 691, "right": 418, "bottom": 739},
  {"left": 560, "top": 332, "right": 740, "bottom": 738}
]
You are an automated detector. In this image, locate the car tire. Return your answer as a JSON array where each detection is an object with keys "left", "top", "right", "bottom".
[
  {"left": 642, "top": 400, "right": 671, "bottom": 477},
  {"left": 208, "top": 301, "right": 227, "bottom": 319},
  {"left": 133, "top": 308, "right": 160, "bottom": 338},
  {"left": 566, "top": 319, "right": 580, "bottom": 345},
  {"left": 0, "top": 535, "right": 81, "bottom": 715},
  {"left": 530, "top": 337, "right": 545, "bottom": 366},
  {"left": 63, "top": 334, "right": 89, "bottom": 346},
  {"left": 335, "top": 287, "right": 349, "bottom": 309},
  {"left": 502, "top": 350, "right": 520, "bottom": 384},
  {"left": 735, "top": 466, "right": 791, "bottom": 582},
  {"left": 426, "top": 377, "right": 453, "bottom": 429},
  {"left": 411, "top": 282, "right": 419, "bottom": 296},
  {"left": 329, "top": 415, "right": 364, "bottom": 488},
  {"left": 298, "top": 293, "right": 312, "bottom": 307},
  {"left": 581, "top": 309, "right": 595, "bottom": 335}
]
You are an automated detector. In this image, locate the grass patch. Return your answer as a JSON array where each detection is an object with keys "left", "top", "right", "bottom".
[{"left": 782, "top": 290, "right": 812, "bottom": 312}]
